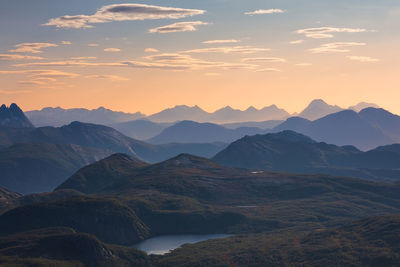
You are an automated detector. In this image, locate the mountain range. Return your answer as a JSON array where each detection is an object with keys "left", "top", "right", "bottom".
[
  {"left": 25, "top": 100, "right": 380, "bottom": 127},
  {"left": 213, "top": 130, "right": 400, "bottom": 182},
  {"left": 147, "top": 120, "right": 266, "bottom": 144},
  {"left": 274, "top": 107, "right": 400, "bottom": 150},
  {"left": 25, "top": 106, "right": 145, "bottom": 127}
]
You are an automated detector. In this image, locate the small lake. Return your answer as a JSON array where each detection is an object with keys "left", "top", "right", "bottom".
[{"left": 133, "top": 234, "right": 231, "bottom": 255}]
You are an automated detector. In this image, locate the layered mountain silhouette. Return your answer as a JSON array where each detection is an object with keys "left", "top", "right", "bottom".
[
  {"left": 25, "top": 106, "right": 145, "bottom": 127},
  {"left": 0, "top": 143, "right": 112, "bottom": 194},
  {"left": 149, "top": 105, "right": 290, "bottom": 123},
  {"left": 148, "top": 120, "right": 266, "bottom": 144},
  {"left": 213, "top": 130, "right": 400, "bottom": 182},
  {"left": 110, "top": 119, "right": 171, "bottom": 140},
  {"left": 0, "top": 103, "right": 34, "bottom": 128},
  {"left": 0, "top": 118, "right": 226, "bottom": 193},
  {"left": 274, "top": 107, "right": 400, "bottom": 150}
]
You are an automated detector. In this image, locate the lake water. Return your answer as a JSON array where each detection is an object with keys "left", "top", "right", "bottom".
[{"left": 133, "top": 234, "right": 231, "bottom": 255}]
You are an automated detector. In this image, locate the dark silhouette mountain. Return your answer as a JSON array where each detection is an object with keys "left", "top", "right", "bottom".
[
  {"left": 213, "top": 130, "right": 400, "bottom": 182},
  {"left": 0, "top": 186, "right": 21, "bottom": 201},
  {"left": 299, "top": 99, "right": 343, "bottom": 120},
  {"left": 0, "top": 121, "right": 225, "bottom": 162},
  {"left": 0, "top": 227, "right": 149, "bottom": 266},
  {"left": 109, "top": 119, "right": 171, "bottom": 140},
  {"left": 0, "top": 103, "right": 34, "bottom": 128},
  {"left": 25, "top": 106, "right": 145, "bottom": 127},
  {"left": 0, "top": 143, "right": 113, "bottom": 194},
  {"left": 148, "top": 120, "right": 265, "bottom": 144},
  {"left": 274, "top": 108, "right": 399, "bottom": 150},
  {"left": 57, "top": 154, "right": 148, "bottom": 194}
]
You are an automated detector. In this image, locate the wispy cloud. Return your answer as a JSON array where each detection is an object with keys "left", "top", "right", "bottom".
[
  {"left": 202, "top": 39, "right": 240, "bottom": 44},
  {"left": 309, "top": 42, "right": 366, "bottom": 53},
  {"left": 245, "top": 9, "right": 286, "bottom": 16},
  {"left": 242, "top": 57, "right": 286, "bottom": 63},
  {"left": 149, "top": 21, "right": 208, "bottom": 33},
  {"left": 347, "top": 56, "right": 379, "bottom": 62},
  {"left": 88, "top": 44, "right": 99, "bottom": 47},
  {"left": 145, "top": 48, "right": 160, "bottom": 53},
  {"left": 183, "top": 46, "right": 270, "bottom": 54},
  {"left": 70, "top": 56, "right": 97, "bottom": 60},
  {"left": 255, "top": 68, "right": 281, "bottom": 72},
  {"left": 9, "top": 43, "right": 58, "bottom": 53},
  {"left": 296, "top": 27, "right": 368, "bottom": 39},
  {"left": 86, "top": 74, "right": 129, "bottom": 81},
  {"left": 0, "top": 54, "right": 43, "bottom": 60},
  {"left": 43, "top": 3, "right": 206, "bottom": 29},
  {"left": 296, "top": 63, "right": 313, "bottom": 66},
  {"left": 0, "top": 69, "right": 79, "bottom": 78},
  {"left": 104, "top": 48, "right": 121, "bottom": 52},
  {"left": 61, "top": 41, "right": 72, "bottom": 45},
  {"left": 290, "top": 40, "right": 304, "bottom": 45}
]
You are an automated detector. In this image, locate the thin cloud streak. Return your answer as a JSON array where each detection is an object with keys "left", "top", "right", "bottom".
[
  {"left": 245, "top": 9, "right": 286, "bottom": 16},
  {"left": 309, "top": 42, "right": 366, "bottom": 53},
  {"left": 149, "top": 21, "right": 208, "bottom": 33}
]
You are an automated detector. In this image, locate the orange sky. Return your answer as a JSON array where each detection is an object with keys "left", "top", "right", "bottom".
[{"left": 1, "top": 1, "right": 399, "bottom": 115}]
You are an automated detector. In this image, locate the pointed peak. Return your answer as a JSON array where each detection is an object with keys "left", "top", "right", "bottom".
[{"left": 309, "top": 99, "right": 328, "bottom": 106}]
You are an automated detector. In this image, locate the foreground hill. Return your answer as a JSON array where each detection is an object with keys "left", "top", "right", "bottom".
[
  {"left": 0, "top": 103, "right": 34, "bottom": 128},
  {"left": 158, "top": 214, "right": 400, "bottom": 266},
  {"left": 1, "top": 154, "right": 400, "bottom": 265},
  {"left": 148, "top": 121, "right": 265, "bottom": 144},
  {"left": 0, "top": 143, "right": 112, "bottom": 194},
  {"left": 274, "top": 108, "right": 400, "bottom": 150},
  {"left": 213, "top": 131, "right": 400, "bottom": 182}
]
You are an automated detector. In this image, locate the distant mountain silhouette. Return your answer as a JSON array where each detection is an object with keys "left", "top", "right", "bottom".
[
  {"left": 222, "top": 120, "right": 283, "bottom": 130},
  {"left": 110, "top": 119, "right": 172, "bottom": 140},
  {"left": 25, "top": 106, "right": 145, "bottom": 127},
  {"left": 213, "top": 130, "right": 400, "bottom": 182},
  {"left": 0, "top": 103, "right": 34, "bottom": 128},
  {"left": 0, "top": 143, "right": 112, "bottom": 194},
  {"left": 274, "top": 108, "right": 400, "bottom": 150},
  {"left": 349, "top": 102, "right": 380, "bottom": 112},
  {"left": 148, "top": 120, "right": 265, "bottom": 144},
  {"left": 299, "top": 99, "right": 343, "bottom": 120},
  {"left": 147, "top": 105, "right": 290, "bottom": 123}
]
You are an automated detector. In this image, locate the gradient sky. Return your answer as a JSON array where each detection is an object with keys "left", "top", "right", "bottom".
[{"left": 0, "top": 0, "right": 399, "bottom": 115}]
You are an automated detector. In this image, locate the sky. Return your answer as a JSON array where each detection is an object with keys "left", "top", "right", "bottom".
[{"left": 0, "top": 0, "right": 399, "bottom": 115}]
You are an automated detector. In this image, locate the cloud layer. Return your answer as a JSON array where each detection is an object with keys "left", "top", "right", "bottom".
[
  {"left": 9, "top": 43, "right": 58, "bottom": 53},
  {"left": 44, "top": 3, "right": 206, "bottom": 29},
  {"left": 297, "top": 27, "right": 368, "bottom": 39},
  {"left": 149, "top": 21, "right": 208, "bottom": 33},
  {"left": 245, "top": 9, "right": 285, "bottom": 16},
  {"left": 309, "top": 42, "right": 366, "bottom": 53}
]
